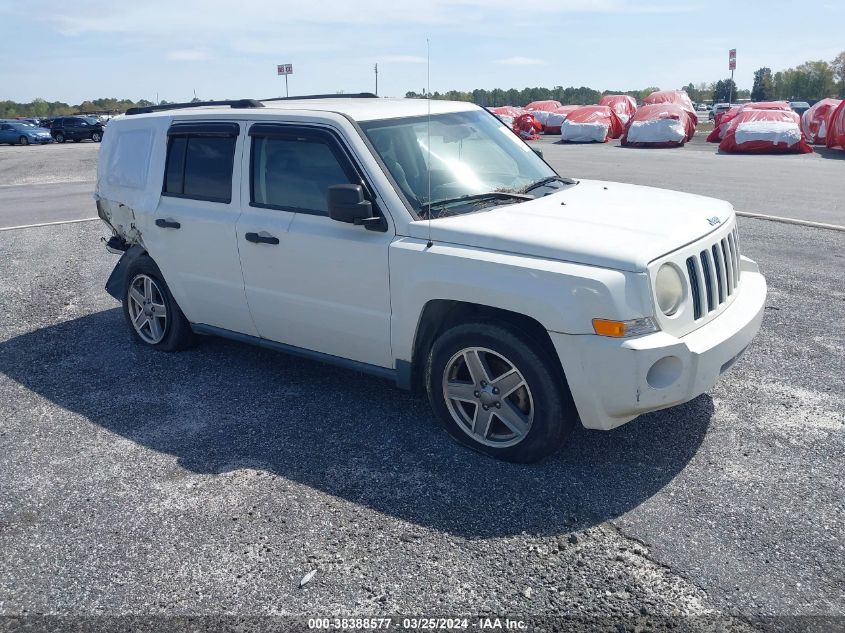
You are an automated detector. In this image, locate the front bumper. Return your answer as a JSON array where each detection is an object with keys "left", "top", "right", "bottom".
[{"left": 552, "top": 257, "right": 767, "bottom": 430}]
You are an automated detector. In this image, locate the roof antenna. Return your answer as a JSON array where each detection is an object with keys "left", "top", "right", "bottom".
[{"left": 426, "top": 37, "right": 433, "bottom": 250}]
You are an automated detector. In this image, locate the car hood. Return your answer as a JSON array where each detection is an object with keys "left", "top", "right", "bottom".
[{"left": 406, "top": 179, "right": 734, "bottom": 272}]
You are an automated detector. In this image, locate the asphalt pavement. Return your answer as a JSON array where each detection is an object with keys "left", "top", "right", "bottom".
[
  {"left": 0, "top": 216, "right": 842, "bottom": 630},
  {"left": 1, "top": 136, "right": 844, "bottom": 230},
  {"left": 537, "top": 135, "right": 845, "bottom": 226},
  {"left": 0, "top": 182, "right": 95, "bottom": 229}
]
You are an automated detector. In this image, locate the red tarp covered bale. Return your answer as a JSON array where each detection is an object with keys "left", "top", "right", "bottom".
[
  {"left": 719, "top": 109, "right": 812, "bottom": 154},
  {"left": 802, "top": 98, "right": 843, "bottom": 145},
  {"left": 525, "top": 101, "right": 563, "bottom": 133},
  {"left": 643, "top": 90, "right": 698, "bottom": 125},
  {"left": 621, "top": 103, "right": 696, "bottom": 148},
  {"left": 513, "top": 113, "right": 541, "bottom": 140},
  {"left": 488, "top": 106, "right": 525, "bottom": 129},
  {"left": 544, "top": 105, "right": 581, "bottom": 135},
  {"left": 707, "top": 106, "right": 742, "bottom": 142},
  {"left": 560, "top": 106, "right": 624, "bottom": 143},
  {"left": 599, "top": 95, "right": 638, "bottom": 125},
  {"left": 525, "top": 100, "right": 562, "bottom": 112},
  {"left": 707, "top": 101, "right": 793, "bottom": 143},
  {"left": 827, "top": 99, "right": 845, "bottom": 150}
]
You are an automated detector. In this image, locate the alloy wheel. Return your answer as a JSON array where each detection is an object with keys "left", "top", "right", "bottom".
[
  {"left": 442, "top": 346, "right": 534, "bottom": 448},
  {"left": 127, "top": 274, "right": 168, "bottom": 344}
]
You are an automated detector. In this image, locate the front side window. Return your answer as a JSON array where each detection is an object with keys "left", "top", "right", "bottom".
[
  {"left": 360, "top": 110, "right": 558, "bottom": 218},
  {"left": 250, "top": 132, "right": 354, "bottom": 215},
  {"left": 164, "top": 132, "right": 236, "bottom": 203}
]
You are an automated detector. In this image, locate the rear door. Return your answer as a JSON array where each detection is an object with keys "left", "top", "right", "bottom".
[
  {"left": 235, "top": 122, "right": 394, "bottom": 368},
  {"left": 0, "top": 124, "right": 13, "bottom": 144},
  {"left": 139, "top": 120, "right": 257, "bottom": 336}
]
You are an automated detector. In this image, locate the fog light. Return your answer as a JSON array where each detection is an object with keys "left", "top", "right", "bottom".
[{"left": 646, "top": 356, "right": 682, "bottom": 389}]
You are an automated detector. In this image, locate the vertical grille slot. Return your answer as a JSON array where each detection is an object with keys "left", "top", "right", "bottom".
[
  {"left": 712, "top": 244, "right": 726, "bottom": 304},
  {"left": 686, "top": 257, "right": 702, "bottom": 320},
  {"left": 700, "top": 250, "right": 715, "bottom": 312},
  {"left": 729, "top": 230, "right": 741, "bottom": 288},
  {"left": 721, "top": 238, "right": 733, "bottom": 296}
]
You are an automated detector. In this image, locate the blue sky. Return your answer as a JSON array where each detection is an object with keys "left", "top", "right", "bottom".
[{"left": 1, "top": 0, "right": 842, "bottom": 104}]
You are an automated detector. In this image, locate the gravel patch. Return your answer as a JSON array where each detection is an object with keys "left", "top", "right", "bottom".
[{"left": 0, "top": 218, "right": 842, "bottom": 630}]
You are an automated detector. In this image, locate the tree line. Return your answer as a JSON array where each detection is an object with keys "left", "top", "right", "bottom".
[
  {"left": 409, "top": 50, "right": 845, "bottom": 107},
  {"left": 751, "top": 52, "right": 845, "bottom": 102}
]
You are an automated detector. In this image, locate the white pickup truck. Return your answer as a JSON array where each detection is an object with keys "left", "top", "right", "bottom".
[{"left": 95, "top": 95, "right": 766, "bottom": 463}]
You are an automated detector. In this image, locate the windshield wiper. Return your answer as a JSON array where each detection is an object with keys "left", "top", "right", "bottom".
[
  {"left": 522, "top": 175, "right": 579, "bottom": 193},
  {"left": 421, "top": 191, "right": 534, "bottom": 215}
]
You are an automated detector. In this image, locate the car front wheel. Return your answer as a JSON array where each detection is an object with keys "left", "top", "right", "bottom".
[
  {"left": 426, "top": 322, "right": 576, "bottom": 463},
  {"left": 19, "top": 136, "right": 29, "bottom": 146},
  {"left": 92, "top": 132, "right": 102, "bottom": 142},
  {"left": 122, "top": 255, "right": 194, "bottom": 351}
]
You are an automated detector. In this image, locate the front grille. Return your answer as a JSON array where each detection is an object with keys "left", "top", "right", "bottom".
[{"left": 684, "top": 227, "right": 741, "bottom": 321}]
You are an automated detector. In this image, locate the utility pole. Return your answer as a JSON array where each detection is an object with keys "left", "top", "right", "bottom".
[
  {"left": 728, "top": 49, "right": 737, "bottom": 104},
  {"left": 374, "top": 63, "right": 378, "bottom": 97}
]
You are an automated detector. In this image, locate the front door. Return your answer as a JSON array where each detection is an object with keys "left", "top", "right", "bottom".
[{"left": 235, "top": 123, "right": 394, "bottom": 369}]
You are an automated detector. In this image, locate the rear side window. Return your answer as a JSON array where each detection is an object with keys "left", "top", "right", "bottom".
[
  {"left": 250, "top": 127, "right": 355, "bottom": 215},
  {"left": 163, "top": 122, "right": 238, "bottom": 203}
]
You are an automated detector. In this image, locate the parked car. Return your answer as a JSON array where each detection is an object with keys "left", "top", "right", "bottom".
[
  {"left": 50, "top": 116, "right": 105, "bottom": 143},
  {"left": 709, "top": 103, "right": 732, "bottom": 121},
  {"left": 789, "top": 101, "right": 811, "bottom": 117},
  {"left": 95, "top": 96, "right": 767, "bottom": 463},
  {"left": 0, "top": 120, "right": 54, "bottom": 145}
]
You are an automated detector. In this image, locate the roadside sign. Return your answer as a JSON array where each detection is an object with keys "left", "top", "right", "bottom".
[
  {"left": 277, "top": 64, "right": 293, "bottom": 76},
  {"left": 729, "top": 49, "right": 736, "bottom": 71}
]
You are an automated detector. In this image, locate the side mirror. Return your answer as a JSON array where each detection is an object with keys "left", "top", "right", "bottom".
[
  {"left": 532, "top": 147, "right": 544, "bottom": 159},
  {"left": 328, "top": 184, "right": 384, "bottom": 230}
]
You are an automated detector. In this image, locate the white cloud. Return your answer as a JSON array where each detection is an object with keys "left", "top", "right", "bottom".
[
  {"left": 26, "top": 0, "right": 697, "bottom": 37},
  {"left": 495, "top": 57, "right": 547, "bottom": 66},
  {"left": 167, "top": 49, "right": 209, "bottom": 61}
]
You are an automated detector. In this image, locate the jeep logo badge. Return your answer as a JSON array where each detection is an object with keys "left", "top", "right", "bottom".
[{"left": 707, "top": 216, "right": 721, "bottom": 226}]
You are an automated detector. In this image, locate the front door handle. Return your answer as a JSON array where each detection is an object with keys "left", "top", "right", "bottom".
[
  {"left": 155, "top": 218, "right": 181, "bottom": 229},
  {"left": 245, "top": 231, "right": 280, "bottom": 245}
]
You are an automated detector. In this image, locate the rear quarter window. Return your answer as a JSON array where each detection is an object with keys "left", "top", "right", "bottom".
[{"left": 105, "top": 129, "right": 154, "bottom": 190}]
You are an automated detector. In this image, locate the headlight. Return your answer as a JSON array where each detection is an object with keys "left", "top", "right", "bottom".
[{"left": 655, "top": 264, "right": 684, "bottom": 316}]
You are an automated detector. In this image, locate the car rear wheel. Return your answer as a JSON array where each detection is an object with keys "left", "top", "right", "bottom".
[
  {"left": 425, "top": 321, "right": 576, "bottom": 463},
  {"left": 55, "top": 133, "right": 64, "bottom": 143},
  {"left": 92, "top": 132, "right": 102, "bottom": 142},
  {"left": 19, "top": 136, "right": 29, "bottom": 146},
  {"left": 122, "top": 255, "right": 195, "bottom": 352}
]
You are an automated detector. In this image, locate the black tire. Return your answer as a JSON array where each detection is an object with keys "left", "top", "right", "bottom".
[
  {"left": 122, "top": 254, "right": 195, "bottom": 352},
  {"left": 425, "top": 321, "right": 576, "bottom": 463},
  {"left": 92, "top": 132, "right": 102, "bottom": 142},
  {"left": 19, "top": 136, "right": 29, "bottom": 146},
  {"left": 55, "top": 133, "right": 64, "bottom": 143}
]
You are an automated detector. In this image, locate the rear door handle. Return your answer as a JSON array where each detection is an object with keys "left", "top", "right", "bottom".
[
  {"left": 245, "top": 232, "right": 280, "bottom": 245},
  {"left": 155, "top": 218, "right": 181, "bottom": 229}
]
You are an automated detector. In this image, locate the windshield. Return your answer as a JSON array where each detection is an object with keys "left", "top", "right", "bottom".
[{"left": 360, "top": 110, "right": 559, "bottom": 218}]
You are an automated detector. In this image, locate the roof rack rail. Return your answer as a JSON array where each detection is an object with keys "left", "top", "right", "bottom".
[
  {"left": 260, "top": 93, "right": 378, "bottom": 102},
  {"left": 125, "top": 99, "right": 265, "bottom": 116}
]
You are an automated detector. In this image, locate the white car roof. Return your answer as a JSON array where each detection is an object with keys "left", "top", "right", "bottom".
[{"left": 128, "top": 98, "right": 480, "bottom": 123}]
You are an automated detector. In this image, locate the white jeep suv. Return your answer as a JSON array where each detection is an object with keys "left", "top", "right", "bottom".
[{"left": 95, "top": 95, "right": 766, "bottom": 463}]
